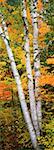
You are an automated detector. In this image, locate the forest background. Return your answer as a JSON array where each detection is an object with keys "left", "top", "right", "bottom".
[{"left": 0, "top": 0, "right": 54, "bottom": 150}]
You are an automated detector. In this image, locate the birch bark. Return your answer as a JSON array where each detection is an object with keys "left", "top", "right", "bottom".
[
  {"left": 30, "top": 0, "right": 42, "bottom": 130},
  {"left": 22, "top": 0, "right": 40, "bottom": 136},
  {"left": 0, "top": 19, "right": 38, "bottom": 149}
]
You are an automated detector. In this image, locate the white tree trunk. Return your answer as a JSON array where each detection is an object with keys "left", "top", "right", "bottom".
[
  {"left": 22, "top": 0, "right": 40, "bottom": 136},
  {"left": 30, "top": 0, "right": 42, "bottom": 130},
  {"left": 0, "top": 25, "right": 38, "bottom": 149},
  {"left": 0, "top": 13, "right": 9, "bottom": 40}
]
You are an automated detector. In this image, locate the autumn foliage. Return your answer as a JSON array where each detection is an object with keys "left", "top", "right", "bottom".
[
  {"left": 0, "top": 82, "right": 12, "bottom": 100},
  {"left": 0, "top": 0, "right": 53, "bottom": 101},
  {"left": 0, "top": 1, "right": 54, "bottom": 150}
]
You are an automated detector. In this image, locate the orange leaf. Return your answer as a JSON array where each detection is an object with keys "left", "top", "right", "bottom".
[
  {"left": 27, "top": 7, "right": 32, "bottom": 24},
  {"left": 46, "top": 58, "right": 54, "bottom": 65},
  {"left": 37, "top": 0, "right": 43, "bottom": 12}
]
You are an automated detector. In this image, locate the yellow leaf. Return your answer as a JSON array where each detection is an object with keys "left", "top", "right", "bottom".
[
  {"left": 0, "top": 62, "right": 6, "bottom": 67},
  {"left": 21, "top": 34, "right": 24, "bottom": 37},
  {"left": 17, "top": 64, "right": 22, "bottom": 70},
  {"left": 29, "top": 33, "right": 33, "bottom": 40}
]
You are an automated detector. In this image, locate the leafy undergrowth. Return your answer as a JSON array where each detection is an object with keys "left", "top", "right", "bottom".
[
  {"left": 0, "top": 94, "right": 54, "bottom": 150},
  {"left": 41, "top": 100, "right": 54, "bottom": 150},
  {"left": 0, "top": 94, "right": 32, "bottom": 150}
]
